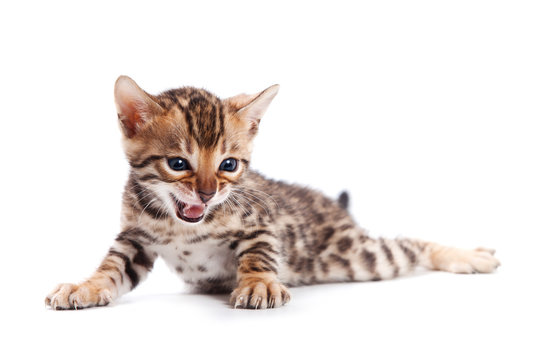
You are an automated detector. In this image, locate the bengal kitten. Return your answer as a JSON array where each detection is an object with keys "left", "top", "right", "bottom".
[{"left": 45, "top": 76, "right": 500, "bottom": 310}]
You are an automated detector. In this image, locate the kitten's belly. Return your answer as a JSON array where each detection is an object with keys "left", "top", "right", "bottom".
[{"left": 156, "top": 239, "right": 237, "bottom": 293}]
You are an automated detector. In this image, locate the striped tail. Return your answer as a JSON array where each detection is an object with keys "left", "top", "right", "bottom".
[
  {"left": 367, "top": 237, "right": 501, "bottom": 280},
  {"left": 306, "top": 235, "right": 501, "bottom": 285}
]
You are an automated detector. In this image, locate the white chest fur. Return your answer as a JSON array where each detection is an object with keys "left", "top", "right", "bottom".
[{"left": 154, "top": 236, "right": 237, "bottom": 285}]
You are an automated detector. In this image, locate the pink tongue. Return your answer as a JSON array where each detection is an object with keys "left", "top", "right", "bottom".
[{"left": 183, "top": 204, "right": 205, "bottom": 219}]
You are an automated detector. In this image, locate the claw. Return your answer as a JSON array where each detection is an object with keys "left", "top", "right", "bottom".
[
  {"left": 73, "top": 300, "right": 78, "bottom": 310},
  {"left": 234, "top": 296, "right": 244, "bottom": 309},
  {"left": 254, "top": 296, "right": 262, "bottom": 309}
]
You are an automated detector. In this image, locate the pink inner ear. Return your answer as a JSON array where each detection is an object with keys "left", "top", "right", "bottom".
[
  {"left": 115, "top": 76, "right": 158, "bottom": 138},
  {"left": 117, "top": 96, "right": 144, "bottom": 138},
  {"left": 225, "top": 93, "right": 260, "bottom": 111},
  {"left": 233, "top": 85, "right": 279, "bottom": 136},
  {"left": 120, "top": 103, "right": 142, "bottom": 138},
  {"left": 248, "top": 120, "right": 259, "bottom": 135}
]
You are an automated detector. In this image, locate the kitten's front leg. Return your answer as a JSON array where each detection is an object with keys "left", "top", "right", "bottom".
[
  {"left": 230, "top": 234, "right": 291, "bottom": 309},
  {"left": 45, "top": 228, "right": 157, "bottom": 310}
]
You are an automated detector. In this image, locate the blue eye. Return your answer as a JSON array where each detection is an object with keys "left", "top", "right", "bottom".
[
  {"left": 167, "top": 158, "right": 190, "bottom": 171},
  {"left": 219, "top": 158, "right": 237, "bottom": 172}
]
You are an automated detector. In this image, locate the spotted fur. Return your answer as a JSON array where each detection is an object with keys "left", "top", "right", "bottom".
[{"left": 45, "top": 76, "right": 500, "bottom": 310}]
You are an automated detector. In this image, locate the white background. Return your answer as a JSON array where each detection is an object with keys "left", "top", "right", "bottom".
[{"left": 1, "top": 1, "right": 539, "bottom": 359}]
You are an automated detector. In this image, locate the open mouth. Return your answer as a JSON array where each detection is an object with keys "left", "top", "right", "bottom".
[{"left": 171, "top": 195, "right": 206, "bottom": 223}]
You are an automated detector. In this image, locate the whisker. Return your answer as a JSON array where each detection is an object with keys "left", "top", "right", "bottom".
[
  {"left": 155, "top": 196, "right": 173, "bottom": 219},
  {"left": 229, "top": 193, "right": 250, "bottom": 217},
  {"left": 128, "top": 186, "right": 159, "bottom": 204},
  {"left": 231, "top": 189, "right": 273, "bottom": 217},
  {"left": 240, "top": 187, "right": 280, "bottom": 209},
  {"left": 224, "top": 198, "right": 244, "bottom": 228},
  {"left": 229, "top": 193, "right": 263, "bottom": 231},
  {"left": 137, "top": 198, "right": 159, "bottom": 225},
  {"left": 231, "top": 190, "right": 271, "bottom": 219}
]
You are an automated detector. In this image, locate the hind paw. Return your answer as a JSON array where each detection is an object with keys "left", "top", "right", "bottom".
[{"left": 432, "top": 247, "right": 501, "bottom": 274}]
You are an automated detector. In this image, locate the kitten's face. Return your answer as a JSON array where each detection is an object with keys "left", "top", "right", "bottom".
[{"left": 114, "top": 76, "right": 278, "bottom": 224}]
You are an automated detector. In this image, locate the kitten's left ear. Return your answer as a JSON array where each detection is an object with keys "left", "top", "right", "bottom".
[{"left": 226, "top": 84, "right": 280, "bottom": 136}]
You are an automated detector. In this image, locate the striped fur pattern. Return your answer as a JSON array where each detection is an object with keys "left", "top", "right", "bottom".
[{"left": 45, "top": 76, "right": 500, "bottom": 310}]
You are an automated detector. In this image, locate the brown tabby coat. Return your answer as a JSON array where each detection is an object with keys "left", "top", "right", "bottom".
[{"left": 45, "top": 76, "right": 500, "bottom": 310}]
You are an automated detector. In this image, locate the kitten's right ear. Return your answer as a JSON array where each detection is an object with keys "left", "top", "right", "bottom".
[{"left": 114, "top": 76, "right": 163, "bottom": 138}]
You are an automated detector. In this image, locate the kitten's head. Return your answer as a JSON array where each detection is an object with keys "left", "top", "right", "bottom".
[{"left": 114, "top": 76, "right": 278, "bottom": 224}]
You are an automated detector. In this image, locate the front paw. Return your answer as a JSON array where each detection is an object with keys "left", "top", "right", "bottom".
[
  {"left": 230, "top": 277, "right": 291, "bottom": 310},
  {"left": 45, "top": 283, "right": 113, "bottom": 310}
]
